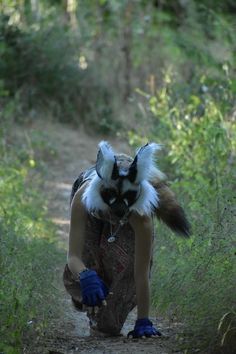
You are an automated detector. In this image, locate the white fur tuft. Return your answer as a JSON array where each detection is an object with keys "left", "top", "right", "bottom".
[
  {"left": 134, "top": 143, "right": 162, "bottom": 183},
  {"left": 129, "top": 180, "right": 159, "bottom": 216},
  {"left": 82, "top": 175, "right": 108, "bottom": 212},
  {"left": 148, "top": 165, "right": 166, "bottom": 182},
  {"left": 96, "top": 141, "right": 116, "bottom": 180}
]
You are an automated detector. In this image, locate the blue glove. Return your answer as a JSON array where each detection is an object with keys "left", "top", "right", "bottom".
[
  {"left": 80, "top": 269, "right": 108, "bottom": 307},
  {"left": 128, "top": 318, "right": 162, "bottom": 338}
]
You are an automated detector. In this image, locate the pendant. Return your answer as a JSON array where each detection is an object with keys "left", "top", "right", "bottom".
[{"left": 107, "top": 235, "right": 116, "bottom": 243}]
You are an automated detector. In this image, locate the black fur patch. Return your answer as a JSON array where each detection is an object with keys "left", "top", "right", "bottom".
[
  {"left": 100, "top": 188, "right": 118, "bottom": 205},
  {"left": 95, "top": 149, "right": 103, "bottom": 179},
  {"left": 111, "top": 157, "right": 119, "bottom": 180},
  {"left": 122, "top": 190, "right": 138, "bottom": 206},
  {"left": 100, "top": 186, "right": 139, "bottom": 208},
  {"left": 128, "top": 155, "right": 138, "bottom": 182}
]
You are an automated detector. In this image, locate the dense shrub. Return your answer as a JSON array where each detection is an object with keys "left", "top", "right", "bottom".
[
  {"left": 0, "top": 14, "right": 116, "bottom": 132},
  {"left": 141, "top": 73, "right": 236, "bottom": 352},
  {"left": 1, "top": 1, "right": 235, "bottom": 133},
  {"left": 0, "top": 125, "right": 64, "bottom": 353}
]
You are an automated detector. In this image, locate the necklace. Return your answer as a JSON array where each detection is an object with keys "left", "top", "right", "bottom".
[{"left": 107, "top": 212, "right": 129, "bottom": 243}]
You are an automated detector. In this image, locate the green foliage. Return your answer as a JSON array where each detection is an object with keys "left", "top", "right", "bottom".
[
  {"left": 144, "top": 72, "right": 236, "bottom": 352},
  {"left": 0, "top": 125, "right": 64, "bottom": 352},
  {"left": 0, "top": 1, "right": 235, "bottom": 352},
  {"left": 0, "top": 13, "right": 116, "bottom": 132},
  {"left": 1, "top": 0, "right": 235, "bottom": 134},
  {"left": 149, "top": 69, "right": 235, "bottom": 199}
]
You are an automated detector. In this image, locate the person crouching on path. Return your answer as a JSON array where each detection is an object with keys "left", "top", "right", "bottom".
[{"left": 63, "top": 141, "right": 190, "bottom": 337}]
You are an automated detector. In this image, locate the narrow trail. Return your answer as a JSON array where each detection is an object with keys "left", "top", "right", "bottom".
[{"left": 33, "top": 121, "right": 182, "bottom": 354}]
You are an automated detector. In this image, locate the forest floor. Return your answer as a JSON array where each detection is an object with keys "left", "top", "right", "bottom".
[{"left": 23, "top": 121, "right": 184, "bottom": 354}]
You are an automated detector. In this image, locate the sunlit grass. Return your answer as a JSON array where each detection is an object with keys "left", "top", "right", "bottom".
[{"left": 0, "top": 130, "right": 65, "bottom": 353}]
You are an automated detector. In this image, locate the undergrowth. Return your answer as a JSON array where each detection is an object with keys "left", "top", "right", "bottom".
[
  {"left": 0, "top": 1, "right": 236, "bottom": 352},
  {"left": 129, "top": 72, "right": 236, "bottom": 352},
  {"left": 0, "top": 123, "right": 64, "bottom": 353},
  {"left": 1, "top": 2, "right": 235, "bottom": 134}
]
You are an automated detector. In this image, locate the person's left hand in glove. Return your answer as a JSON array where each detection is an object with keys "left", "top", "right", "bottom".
[{"left": 128, "top": 318, "right": 162, "bottom": 338}]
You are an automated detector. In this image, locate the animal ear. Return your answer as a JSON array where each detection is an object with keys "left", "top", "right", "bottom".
[
  {"left": 96, "top": 141, "right": 119, "bottom": 180},
  {"left": 128, "top": 143, "right": 162, "bottom": 183}
]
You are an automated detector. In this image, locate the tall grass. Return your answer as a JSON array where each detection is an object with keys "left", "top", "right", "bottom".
[
  {"left": 132, "top": 72, "right": 236, "bottom": 352},
  {"left": 0, "top": 124, "right": 64, "bottom": 353}
]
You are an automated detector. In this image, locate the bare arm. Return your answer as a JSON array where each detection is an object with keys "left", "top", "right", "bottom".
[
  {"left": 129, "top": 213, "right": 153, "bottom": 319},
  {"left": 67, "top": 182, "right": 88, "bottom": 278}
]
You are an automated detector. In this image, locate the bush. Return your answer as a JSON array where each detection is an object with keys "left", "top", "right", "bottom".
[
  {"left": 0, "top": 14, "right": 116, "bottom": 132},
  {"left": 144, "top": 72, "right": 236, "bottom": 352},
  {"left": 0, "top": 125, "right": 64, "bottom": 353},
  {"left": 1, "top": 1, "right": 235, "bottom": 135}
]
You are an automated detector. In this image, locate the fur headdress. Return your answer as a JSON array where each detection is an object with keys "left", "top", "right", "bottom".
[{"left": 82, "top": 141, "right": 164, "bottom": 216}]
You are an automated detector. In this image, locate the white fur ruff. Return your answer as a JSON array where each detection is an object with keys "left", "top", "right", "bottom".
[
  {"left": 97, "top": 141, "right": 116, "bottom": 181},
  {"left": 82, "top": 174, "right": 159, "bottom": 216},
  {"left": 129, "top": 180, "right": 159, "bottom": 215},
  {"left": 134, "top": 143, "right": 162, "bottom": 183},
  {"left": 82, "top": 174, "right": 109, "bottom": 212}
]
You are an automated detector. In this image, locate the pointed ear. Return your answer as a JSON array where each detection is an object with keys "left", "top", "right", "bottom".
[
  {"left": 96, "top": 141, "right": 119, "bottom": 180},
  {"left": 128, "top": 143, "right": 162, "bottom": 183}
]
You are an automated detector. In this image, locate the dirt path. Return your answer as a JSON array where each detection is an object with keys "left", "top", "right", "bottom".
[{"left": 30, "top": 121, "right": 183, "bottom": 354}]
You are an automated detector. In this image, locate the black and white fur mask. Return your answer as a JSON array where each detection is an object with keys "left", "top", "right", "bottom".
[{"left": 82, "top": 141, "right": 164, "bottom": 217}]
